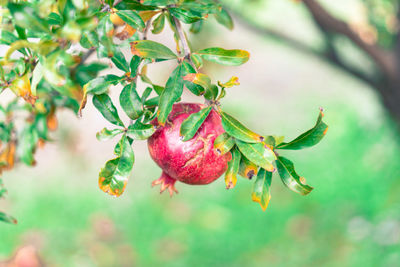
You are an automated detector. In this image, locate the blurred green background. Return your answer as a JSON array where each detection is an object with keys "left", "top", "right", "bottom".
[{"left": 1, "top": 0, "right": 400, "bottom": 266}]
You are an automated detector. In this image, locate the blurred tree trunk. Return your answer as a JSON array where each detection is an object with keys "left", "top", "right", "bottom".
[{"left": 229, "top": 0, "right": 400, "bottom": 124}]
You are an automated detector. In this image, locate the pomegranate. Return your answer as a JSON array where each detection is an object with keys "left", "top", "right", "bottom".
[{"left": 148, "top": 103, "right": 232, "bottom": 196}]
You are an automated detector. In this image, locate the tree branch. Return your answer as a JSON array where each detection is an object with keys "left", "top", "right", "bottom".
[
  {"left": 229, "top": 8, "right": 377, "bottom": 88},
  {"left": 302, "top": 0, "right": 395, "bottom": 78}
]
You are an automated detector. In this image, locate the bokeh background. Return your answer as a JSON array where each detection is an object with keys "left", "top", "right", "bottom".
[{"left": 1, "top": 0, "right": 400, "bottom": 266}]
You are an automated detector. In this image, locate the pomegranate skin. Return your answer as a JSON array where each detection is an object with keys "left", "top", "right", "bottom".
[{"left": 148, "top": 103, "right": 231, "bottom": 193}]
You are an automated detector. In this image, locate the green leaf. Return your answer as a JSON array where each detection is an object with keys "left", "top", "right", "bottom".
[
  {"left": 276, "top": 109, "right": 328, "bottom": 150},
  {"left": 152, "top": 13, "right": 165, "bottom": 34},
  {"left": 111, "top": 49, "right": 129, "bottom": 72},
  {"left": 252, "top": 169, "right": 272, "bottom": 211},
  {"left": 195, "top": 47, "right": 250, "bottom": 66},
  {"left": 142, "top": 0, "right": 176, "bottom": 6},
  {"left": 0, "top": 30, "right": 18, "bottom": 46},
  {"left": 80, "top": 32, "right": 99, "bottom": 49},
  {"left": 0, "top": 211, "right": 17, "bottom": 224},
  {"left": 214, "top": 8, "right": 234, "bottom": 30},
  {"left": 141, "top": 87, "right": 153, "bottom": 103},
  {"left": 213, "top": 132, "right": 235, "bottom": 155},
  {"left": 99, "top": 135, "right": 134, "bottom": 197},
  {"left": 180, "top": 106, "right": 212, "bottom": 141},
  {"left": 225, "top": 147, "right": 241, "bottom": 189},
  {"left": 126, "top": 121, "right": 155, "bottom": 140},
  {"left": 96, "top": 128, "right": 123, "bottom": 141},
  {"left": 18, "top": 126, "right": 38, "bottom": 166},
  {"left": 131, "top": 40, "right": 177, "bottom": 60},
  {"left": 220, "top": 112, "right": 263, "bottom": 143},
  {"left": 236, "top": 140, "right": 276, "bottom": 172},
  {"left": 97, "top": 14, "right": 114, "bottom": 43},
  {"left": 84, "top": 75, "right": 121, "bottom": 95},
  {"left": 190, "top": 20, "right": 203, "bottom": 33},
  {"left": 120, "top": 83, "right": 143, "bottom": 120},
  {"left": 93, "top": 94, "right": 124, "bottom": 127},
  {"left": 48, "top": 12, "right": 62, "bottom": 25},
  {"left": 169, "top": 7, "right": 202, "bottom": 24},
  {"left": 191, "top": 53, "right": 203, "bottom": 69},
  {"left": 144, "top": 96, "right": 159, "bottom": 107},
  {"left": 157, "top": 64, "right": 184, "bottom": 125},
  {"left": 116, "top": 10, "right": 145, "bottom": 31},
  {"left": 181, "top": 61, "right": 204, "bottom": 96},
  {"left": 7, "top": 3, "right": 50, "bottom": 33},
  {"left": 130, "top": 55, "right": 142, "bottom": 76},
  {"left": 116, "top": 0, "right": 157, "bottom": 10},
  {"left": 276, "top": 156, "right": 313, "bottom": 195},
  {"left": 205, "top": 84, "right": 219, "bottom": 100}
]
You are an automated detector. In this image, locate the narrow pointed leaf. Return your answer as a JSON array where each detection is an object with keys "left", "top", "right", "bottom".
[
  {"left": 96, "top": 128, "right": 123, "bottom": 141},
  {"left": 116, "top": 10, "right": 145, "bottom": 31},
  {"left": 169, "top": 7, "right": 202, "bottom": 24},
  {"left": 93, "top": 94, "right": 124, "bottom": 127},
  {"left": 130, "top": 55, "right": 142, "bottom": 76},
  {"left": 84, "top": 75, "right": 121, "bottom": 95},
  {"left": 180, "top": 106, "right": 212, "bottom": 141},
  {"left": 157, "top": 64, "right": 184, "bottom": 125},
  {"left": 126, "top": 121, "right": 155, "bottom": 140},
  {"left": 0, "top": 211, "right": 17, "bottom": 224},
  {"left": 214, "top": 132, "right": 235, "bottom": 155},
  {"left": 111, "top": 49, "right": 129, "bottom": 72},
  {"left": 214, "top": 8, "right": 234, "bottom": 30},
  {"left": 195, "top": 47, "right": 249, "bottom": 66},
  {"left": 218, "top": 76, "right": 240, "bottom": 88},
  {"left": 252, "top": 168, "right": 272, "bottom": 211},
  {"left": 277, "top": 110, "right": 328, "bottom": 150},
  {"left": 99, "top": 135, "right": 134, "bottom": 197},
  {"left": 152, "top": 13, "right": 165, "bottom": 34},
  {"left": 236, "top": 140, "right": 276, "bottom": 172},
  {"left": 220, "top": 112, "right": 263, "bottom": 143},
  {"left": 131, "top": 40, "right": 177, "bottom": 60},
  {"left": 276, "top": 156, "right": 313, "bottom": 195},
  {"left": 239, "top": 156, "right": 258, "bottom": 179},
  {"left": 120, "top": 83, "right": 143, "bottom": 120},
  {"left": 225, "top": 147, "right": 241, "bottom": 189}
]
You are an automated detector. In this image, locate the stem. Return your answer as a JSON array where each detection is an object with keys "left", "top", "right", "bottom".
[
  {"left": 143, "top": 19, "right": 152, "bottom": 40},
  {"left": 173, "top": 17, "right": 197, "bottom": 71}
]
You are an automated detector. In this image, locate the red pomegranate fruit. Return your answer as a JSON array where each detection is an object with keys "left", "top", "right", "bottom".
[{"left": 148, "top": 103, "right": 232, "bottom": 196}]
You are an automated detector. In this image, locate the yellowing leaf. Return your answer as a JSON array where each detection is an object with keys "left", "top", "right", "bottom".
[
  {"left": 238, "top": 156, "right": 258, "bottom": 179},
  {"left": 252, "top": 168, "right": 272, "bottom": 211},
  {"left": 225, "top": 148, "right": 241, "bottom": 189},
  {"left": 10, "top": 73, "right": 37, "bottom": 105},
  {"left": 218, "top": 76, "right": 240, "bottom": 88},
  {"left": 214, "top": 132, "right": 235, "bottom": 155}
]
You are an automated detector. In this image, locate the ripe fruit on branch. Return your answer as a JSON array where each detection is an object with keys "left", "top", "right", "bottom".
[{"left": 148, "top": 103, "right": 232, "bottom": 196}]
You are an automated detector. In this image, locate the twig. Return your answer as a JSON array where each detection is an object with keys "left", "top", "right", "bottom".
[
  {"left": 173, "top": 17, "right": 197, "bottom": 70},
  {"left": 143, "top": 19, "right": 152, "bottom": 40}
]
